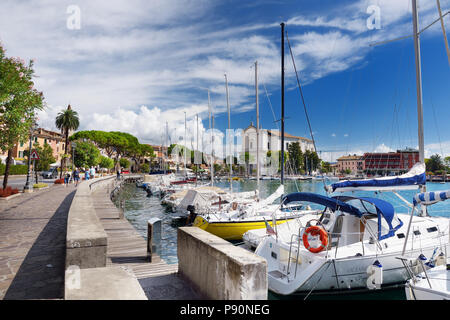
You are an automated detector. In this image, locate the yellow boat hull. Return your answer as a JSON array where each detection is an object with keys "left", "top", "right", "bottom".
[{"left": 193, "top": 216, "right": 291, "bottom": 241}]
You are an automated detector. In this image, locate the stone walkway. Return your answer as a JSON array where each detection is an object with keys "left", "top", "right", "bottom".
[{"left": 0, "top": 184, "right": 76, "bottom": 300}]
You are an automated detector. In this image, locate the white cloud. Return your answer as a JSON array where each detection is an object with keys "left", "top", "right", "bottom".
[
  {"left": 2, "top": 0, "right": 449, "bottom": 146},
  {"left": 374, "top": 143, "right": 395, "bottom": 153},
  {"left": 424, "top": 141, "right": 450, "bottom": 158}
]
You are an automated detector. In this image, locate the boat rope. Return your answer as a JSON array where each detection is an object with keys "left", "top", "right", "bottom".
[
  {"left": 436, "top": 0, "right": 450, "bottom": 67},
  {"left": 260, "top": 74, "right": 300, "bottom": 192},
  {"left": 303, "top": 260, "right": 333, "bottom": 300},
  {"left": 285, "top": 28, "right": 317, "bottom": 154}
]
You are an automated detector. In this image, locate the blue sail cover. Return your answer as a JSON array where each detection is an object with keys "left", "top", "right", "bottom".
[
  {"left": 413, "top": 190, "right": 450, "bottom": 206},
  {"left": 282, "top": 192, "right": 362, "bottom": 217},
  {"left": 333, "top": 196, "right": 403, "bottom": 240},
  {"left": 327, "top": 163, "right": 426, "bottom": 193}
]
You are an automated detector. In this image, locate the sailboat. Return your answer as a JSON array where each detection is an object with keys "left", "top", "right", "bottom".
[
  {"left": 250, "top": 4, "right": 450, "bottom": 296},
  {"left": 400, "top": 190, "right": 450, "bottom": 300},
  {"left": 193, "top": 61, "right": 316, "bottom": 240}
]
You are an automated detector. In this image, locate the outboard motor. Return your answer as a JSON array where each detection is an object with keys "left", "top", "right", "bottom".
[{"left": 186, "top": 205, "right": 197, "bottom": 225}]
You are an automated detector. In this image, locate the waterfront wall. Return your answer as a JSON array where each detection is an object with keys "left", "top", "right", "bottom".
[
  {"left": 65, "top": 175, "right": 147, "bottom": 300},
  {"left": 65, "top": 178, "right": 113, "bottom": 269},
  {"left": 177, "top": 227, "right": 268, "bottom": 300}
]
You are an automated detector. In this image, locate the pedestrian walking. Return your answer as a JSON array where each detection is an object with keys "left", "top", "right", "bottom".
[
  {"left": 64, "top": 171, "right": 71, "bottom": 187},
  {"left": 90, "top": 166, "right": 96, "bottom": 179},
  {"left": 85, "top": 169, "right": 90, "bottom": 181},
  {"left": 73, "top": 167, "right": 80, "bottom": 186},
  {"left": 116, "top": 168, "right": 121, "bottom": 180}
]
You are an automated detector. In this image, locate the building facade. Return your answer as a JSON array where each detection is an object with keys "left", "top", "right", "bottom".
[
  {"left": 363, "top": 148, "right": 420, "bottom": 175},
  {"left": 242, "top": 123, "right": 315, "bottom": 175},
  {"left": 336, "top": 155, "right": 365, "bottom": 175},
  {"left": 0, "top": 128, "right": 66, "bottom": 165}
]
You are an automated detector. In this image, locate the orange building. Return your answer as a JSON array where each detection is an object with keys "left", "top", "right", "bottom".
[
  {"left": 337, "top": 154, "right": 364, "bottom": 175},
  {"left": 0, "top": 128, "right": 66, "bottom": 165}
]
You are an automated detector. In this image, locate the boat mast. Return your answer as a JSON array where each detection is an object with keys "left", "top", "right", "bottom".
[
  {"left": 225, "top": 73, "right": 232, "bottom": 192},
  {"left": 165, "top": 121, "right": 168, "bottom": 174},
  {"left": 412, "top": 0, "right": 428, "bottom": 216},
  {"left": 281, "top": 22, "right": 285, "bottom": 186},
  {"left": 184, "top": 111, "right": 187, "bottom": 178},
  {"left": 208, "top": 90, "right": 214, "bottom": 186},
  {"left": 196, "top": 113, "right": 199, "bottom": 182},
  {"left": 255, "top": 61, "right": 260, "bottom": 194}
]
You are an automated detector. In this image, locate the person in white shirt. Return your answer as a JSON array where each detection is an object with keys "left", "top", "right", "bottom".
[{"left": 90, "top": 166, "right": 96, "bottom": 179}]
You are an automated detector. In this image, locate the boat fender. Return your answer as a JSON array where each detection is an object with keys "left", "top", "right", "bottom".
[
  {"left": 415, "top": 254, "right": 427, "bottom": 273},
  {"left": 366, "top": 260, "right": 383, "bottom": 290},
  {"left": 435, "top": 252, "right": 446, "bottom": 266}
]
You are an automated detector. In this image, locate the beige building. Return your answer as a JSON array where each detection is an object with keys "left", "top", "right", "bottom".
[
  {"left": 243, "top": 122, "right": 315, "bottom": 175},
  {"left": 0, "top": 128, "right": 66, "bottom": 165},
  {"left": 337, "top": 154, "right": 364, "bottom": 175}
]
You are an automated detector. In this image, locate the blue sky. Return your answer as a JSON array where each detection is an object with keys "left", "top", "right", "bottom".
[{"left": 0, "top": 0, "right": 449, "bottom": 161}]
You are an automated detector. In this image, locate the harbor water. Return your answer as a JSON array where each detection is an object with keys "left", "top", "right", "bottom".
[{"left": 113, "top": 178, "right": 450, "bottom": 299}]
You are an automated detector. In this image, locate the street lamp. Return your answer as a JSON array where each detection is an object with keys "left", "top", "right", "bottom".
[
  {"left": 24, "top": 120, "right": 38, "bottom": 193},
  {"left": 72, "top": 142, "right": 76, "bottom": 169},
  {"left": 72, "top": 142, "right": 77, "bottom": 183}
]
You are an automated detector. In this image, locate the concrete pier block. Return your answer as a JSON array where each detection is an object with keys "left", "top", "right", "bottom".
[
  {"left": 65, "top": 266, "right": 147, "bottom": 300},
  {"left": 177, "top": 227, "right": 267, "bottom": 300}
]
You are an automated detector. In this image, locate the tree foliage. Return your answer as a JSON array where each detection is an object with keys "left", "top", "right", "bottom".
[
  {"left": 0, "top": 44, "right": 44, "bottom": 188},
  {"left": 99, "top": 156, "right": 114, "bottom": 170},
  {"left": 73, "top": 140, "right": 100, "bottom": 168},
  {"left": 55, "top": 105, "right": 79, "bottom": 177},
  {"left": 426, "top": 154, "right": 445, "bottom": 173},
  {"left": 24, "top": 142, "right": 56, "bottom": 172}
]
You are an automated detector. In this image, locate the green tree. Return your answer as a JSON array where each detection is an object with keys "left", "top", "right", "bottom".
[
  {"left": 214, "top": 163, "right": 222, "bottom": 174},
  {"left": 321, "top": 161, "right": 331, "bottom": 173},
  {"left": 287, "top": 142, "right": 303, "bottom": 174},
  {"left": 426, "top": 154, "right": 444, "bottom": 174},
  {"left": 119, "top": 158, "right": 130, "bottom": 169},
  {"left": 73, "top": 140, "right": 100, "bottom": 168},
  {"left": 140, "top": 163, "right": 150, "bottom": 173},
  {"left": 24, "top": 142, "right": 56, "bottom": 182},
  {"left": 98, "top": 156, "right": 114, "bottom": 171},
  {"left": 304, "top": 150, "right": 320, "bottom": 175},
  {"left": 0, "top": 45, "right": 44, "bottom": 188},
  {"left": 55, "top": 105, "right": 79, "bottom": 178}
]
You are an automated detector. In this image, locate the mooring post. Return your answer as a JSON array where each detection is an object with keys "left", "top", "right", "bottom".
[
  {"left": 119, "top": 200, "right": 125, "bottom": 219},
  {"left": 147, "top": 218, "right": 162, "bottom": 262}
]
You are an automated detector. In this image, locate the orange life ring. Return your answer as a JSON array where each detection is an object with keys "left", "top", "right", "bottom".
[{"left": 302, "top": 226, "right": 328, "bottom": 253}]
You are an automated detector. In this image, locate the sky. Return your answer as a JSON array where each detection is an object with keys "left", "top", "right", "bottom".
[{"left": 0, "top": 0, "right": 449, "bottom": 161}]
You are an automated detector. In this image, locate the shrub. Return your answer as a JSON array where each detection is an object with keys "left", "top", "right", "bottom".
[
  {"left": 33, "top": 183, "right": 48, "bottom": 188},
  {"left": 54, "top": 178, "right": 64, "bottom": 184},
  {"left": 0, "top": 164, "right": 28, "bottom": 175},
  {"left": 0, "top": 186, "right": 19, "bottom": 197}
]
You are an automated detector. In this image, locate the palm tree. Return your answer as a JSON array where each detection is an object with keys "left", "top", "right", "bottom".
[{"left": 55, "top": 105, "right": 80, "bottom": 178}]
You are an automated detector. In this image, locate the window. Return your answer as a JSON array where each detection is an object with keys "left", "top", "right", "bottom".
[
  {"left": 427, "top": 227, "right": 438, "bottom": 233},
  {"left": 20, "top": 142, "right": 24, "bottom": 147},
  {"left": 413, "top": 230, "right": 421, "bottom": 236},
  {"left": 19, "top": 151, "right": 24, "bottom": 158},
  {"left": 397, "top": 233, "right": 405, "bottom": 239}
]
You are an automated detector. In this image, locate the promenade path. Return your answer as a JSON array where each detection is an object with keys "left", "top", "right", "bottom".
[
  {"left": 0, "top": 184, "right": 75, "bottom": 300},
  {"left": 91, "top": 187, "right": 203, "bottom": 300}
]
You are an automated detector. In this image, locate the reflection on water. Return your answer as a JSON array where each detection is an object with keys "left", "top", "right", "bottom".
[{"left": 113, "top": 179, "right": 450, "bottom": 299}]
